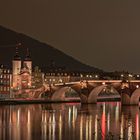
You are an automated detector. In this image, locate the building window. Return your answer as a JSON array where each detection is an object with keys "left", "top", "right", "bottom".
[
  {"left": 7, "top": 87, "right": 10, "bottom": 91},
  {"left": 4, "top": 87, "right": 6, "bottom": 91},
  {"left": 65, "top": 73, "right": 67, "bottom": 76}
]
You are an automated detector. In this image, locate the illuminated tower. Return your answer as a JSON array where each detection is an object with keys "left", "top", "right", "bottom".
[
  {"left": 12, "top": 43, "right": 21, "bottom": 89},
  {"left": 23, "top": 48, "right": 32, "bottom": 75},
  {"left": 23, "top": 48, "right": 32, "bottom": 87}
]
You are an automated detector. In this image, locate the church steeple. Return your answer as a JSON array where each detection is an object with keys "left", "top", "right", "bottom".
[
  {"left": 24, "top": 48, "right": 31, "bottom": 61},
  {"left": 13, "top": 43, "right": 21, "bottom": 60},
  {"left": 24, "top": 48, "right": 32, "bottom": 75}
]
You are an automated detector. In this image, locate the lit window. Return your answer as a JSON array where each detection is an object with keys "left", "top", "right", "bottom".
[
  {"left": 65, "top": 73, "right": 67, "bottom": 76},
  {"left": 7, "top": 87, "right": 10, "bottom": 91},
  {"left": 4, "top": 87, "right": 6, "bottom": 91}
]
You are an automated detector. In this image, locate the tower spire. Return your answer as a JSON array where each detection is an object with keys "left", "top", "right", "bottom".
[
  {"left": 25, "top": 48, "right": 31, "bottom": 61},
  {"left": 14, "top": 43, "right": 21, "bottom": 60}
]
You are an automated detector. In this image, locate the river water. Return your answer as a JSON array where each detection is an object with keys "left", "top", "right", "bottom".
[{"left": 0, "top": 102, "right": 139, "bottom": 140}]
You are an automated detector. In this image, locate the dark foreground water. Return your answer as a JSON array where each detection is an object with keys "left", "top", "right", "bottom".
[{"left": 0, "top": 102, "right": 139, "bottom": 140}]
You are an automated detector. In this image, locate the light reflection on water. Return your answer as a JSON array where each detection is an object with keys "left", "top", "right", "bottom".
[{"left": 0, "top": 102, "right": 139, "bottom": 140}]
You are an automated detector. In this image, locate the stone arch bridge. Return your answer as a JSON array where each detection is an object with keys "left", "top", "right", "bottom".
[{"left": 38, "top": 80, "right": 140, "bottom": 105}]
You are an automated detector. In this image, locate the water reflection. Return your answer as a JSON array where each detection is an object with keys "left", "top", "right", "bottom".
[{"left": 0, "top": 102, "right": 139, "bottom": 140}]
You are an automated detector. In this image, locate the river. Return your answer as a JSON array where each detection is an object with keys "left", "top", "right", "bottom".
[{"left": 0, "top": 102, "right": 139, "bottom": 140}]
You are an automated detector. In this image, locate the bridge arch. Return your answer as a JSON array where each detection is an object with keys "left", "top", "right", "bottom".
[
  {"left": 51, "top": 86, "right": 80, "bottom": 101},
  {"left": 130, "top": 88, "right": 140, "bottom": 105},
  {"left": 87, "top": 85, "right": 121, "bottom": 103},
  {"left": 51, "top": 87, "right": 70, "bottom": 101},
  {"left": 51, "top": 84, "right": 122, "bottom": 103},
  {"left": 88, "top": 85, "right": 106, "bottom": 103}
]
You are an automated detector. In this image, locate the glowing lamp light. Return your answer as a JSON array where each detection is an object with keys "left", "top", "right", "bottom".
[
  {"left": 102, "top": 82, "right": 105, "bottom": 85},
  {"left": 136, "top": 85, "right": 139, "bottom": 89},
  {"left": 128, "top": 74, "right": 133, "bottom": 77},
  {"left": 89, "top": 75, "right": 92, "bottom": 78},
  {"left": 95, "top": 75, "right": 98, "bottom": 78}
]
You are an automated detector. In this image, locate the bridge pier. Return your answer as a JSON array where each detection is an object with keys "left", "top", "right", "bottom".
[
  {"left": 121, "top": 87, "right": 140, "bottom": 105},
  {"left": 121, "top": 93, "right": 140, "bottom": 106},
  {"left": 79, "top": 88, "right": 90, "bottom": 103},
  {"left": 121, "top": 93, "right": 131, "bottom": 105}
]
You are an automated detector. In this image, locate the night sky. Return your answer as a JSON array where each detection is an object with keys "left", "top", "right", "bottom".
[{"left": 0, "top": 0, "right": 140, "bottom": 73}]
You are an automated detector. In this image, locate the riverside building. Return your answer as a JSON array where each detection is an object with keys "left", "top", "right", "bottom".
[{"left": 0, "top": 65, "right": 11, "bottom": 99}]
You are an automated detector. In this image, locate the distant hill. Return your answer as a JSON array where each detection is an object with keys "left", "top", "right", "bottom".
[{"left": 0, "top": 26, "right": 102, "bottom": 73}]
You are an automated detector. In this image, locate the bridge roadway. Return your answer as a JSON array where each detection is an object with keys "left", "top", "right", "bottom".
[
  {"left": 32, "top": 80, "right": 140, "bottom": 105},
  {"left": 54, "top": 80, "right": 140, "bottom": 86}
]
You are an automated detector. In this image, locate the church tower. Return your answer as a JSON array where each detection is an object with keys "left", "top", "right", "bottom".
[
  {"left": 12, "top": 43, "right": 21, "bottom": 89},
  {"left": 23, "top": 48, "right": 32, "bottom": 75},
  {"left": 21, "top": 48, "right": 32, "bottom": 87}
]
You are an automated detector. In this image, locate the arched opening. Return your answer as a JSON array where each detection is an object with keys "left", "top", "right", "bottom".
[
  {"left": 65, "top": 88, "right": 80, "bottom": 101},
  {"left": 51, "top": 87, "right": 69, "bottom": 101},
  {"left": 98, "top": 86, "right": 121, "bottom": 102},
  {"left": 88, "top": 85, "right": 121, "bottom": 103},
  {"left": 51, "top": 86, "right": 80, "bottom": 102},
  {"left": 88, "top": 85, "right": 106, "bottom": 103}
]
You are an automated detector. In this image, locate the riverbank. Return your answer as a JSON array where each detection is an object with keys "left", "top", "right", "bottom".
[
  {"left": 0, "top": 97, "right": 121, "bottom": 105},
  {"left": 0, "top": 98, "right": 81, "bottom": 105}
]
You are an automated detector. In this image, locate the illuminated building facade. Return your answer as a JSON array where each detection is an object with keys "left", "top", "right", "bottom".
[
  {"left": 0, "top": 65, "right": 11, "bottom": 98},
  {"left": 12, "top": 45, "right": 32, "bottom": 90},
  {"left": 44, "top": 71, "right": 99, "bottom": 84},
  {"left": 32, "top": 66, "right": 44, "bottom": 88}
]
